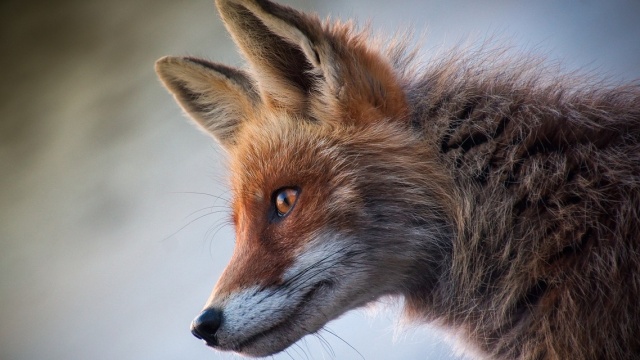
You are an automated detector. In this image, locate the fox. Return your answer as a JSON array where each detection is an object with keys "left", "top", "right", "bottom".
[{"left": 155, "top": 0, "right": 640, "bottom": 359}]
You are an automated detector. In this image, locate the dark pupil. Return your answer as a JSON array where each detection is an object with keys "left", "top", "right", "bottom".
[
  {"left": 276, "top": 189, "right": 297, "bottom": 216},
  {"left": 279, "top": 193, "right": 290, "bottom": 206}
]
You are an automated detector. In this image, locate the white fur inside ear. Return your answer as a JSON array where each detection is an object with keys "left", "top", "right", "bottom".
[{"left": 155, "top": 56, "right": 257, "bottom": 148}]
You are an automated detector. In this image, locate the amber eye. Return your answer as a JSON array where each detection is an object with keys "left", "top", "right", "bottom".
[{"left": 274, "top": 187, "right": 299, "bottom": 217}]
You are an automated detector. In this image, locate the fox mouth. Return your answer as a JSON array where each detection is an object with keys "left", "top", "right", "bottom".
[{"left": 229, "top": 279, "right": 334, "bottom": 355}]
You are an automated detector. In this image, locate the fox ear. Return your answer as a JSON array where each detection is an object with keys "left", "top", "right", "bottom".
[
  {"left": 216, "top": 0, "right": 408, "bottom": 119},
  {"left": 155, "top": 56, "right": 258, "bottom": 149},
  {"left": 215, "top": 0, "right": 333, "bottom": 112}
]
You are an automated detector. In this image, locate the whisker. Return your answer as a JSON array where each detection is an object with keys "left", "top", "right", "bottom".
[
  {"left": 162, "top": 211, "right": 224, "bottom": 242},
  {"left": 204, "top": 218, "right": 232, "bottom": 241},
  {"left": 283, "top": 349, "right": 296, "bottom": 360},
  {"left": 323, "top": 327, "right": 365, "bottom": 360},
  {"left": 185, "top": 206, "right": 230, "bottom": 220},
  {"left": 291, "top": 341, "right": 310, "bottom": 360},
  {"left": 314, "top": 332, "right": 335, "bottom": 359},
  {"left": 170, "top": 191, "right": 232, "bottom": 204}
]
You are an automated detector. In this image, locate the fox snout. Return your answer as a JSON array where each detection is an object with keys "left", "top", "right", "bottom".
[{"left": 186, "top": 229, "right": 428, "bottom": 357}]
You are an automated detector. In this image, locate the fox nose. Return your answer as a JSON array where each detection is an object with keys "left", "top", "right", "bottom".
[{"left": 191, "top": 307, "right": 223, "bottom": 345}]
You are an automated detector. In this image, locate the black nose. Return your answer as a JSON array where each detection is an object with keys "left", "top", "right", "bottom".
[{"left": 191, "top": 308, "right": 223, "bottom": 345}]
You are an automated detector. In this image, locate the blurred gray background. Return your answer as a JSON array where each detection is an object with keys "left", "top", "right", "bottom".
[{"left": 1, "top": 1, "right": 639, "bottom": 359}]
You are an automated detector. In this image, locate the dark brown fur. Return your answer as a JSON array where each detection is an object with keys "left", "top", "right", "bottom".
[{"left": 399, "top": 49, "right": 640, "bottom": 358}]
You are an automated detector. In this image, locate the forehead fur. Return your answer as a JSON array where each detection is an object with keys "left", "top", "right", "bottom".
[
  {"left": 229, "top": 111, "right": 343, "bottom": 198},
  {"left": 227, "top": 107, "right": 455, "bottom": 225}
]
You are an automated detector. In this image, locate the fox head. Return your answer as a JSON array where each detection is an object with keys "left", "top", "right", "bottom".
[{"left": 156, "top": 0, "right": 453, "bottom": 356}]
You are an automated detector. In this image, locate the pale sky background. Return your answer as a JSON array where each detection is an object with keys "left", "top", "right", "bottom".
[{"left": 1, "top": 1, "right": 639, "bottom": 360}]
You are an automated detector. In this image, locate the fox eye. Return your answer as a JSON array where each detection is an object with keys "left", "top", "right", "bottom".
[{"left": 274, "top": 187, "right": 299, "bottom": 217}]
